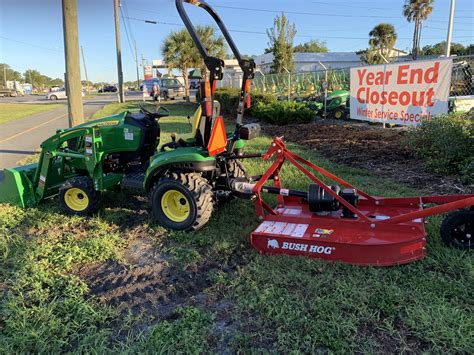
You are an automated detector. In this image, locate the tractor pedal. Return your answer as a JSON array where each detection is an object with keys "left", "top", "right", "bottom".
[{"left": 121, "top": 173, "right": 145, "bottom": 194}]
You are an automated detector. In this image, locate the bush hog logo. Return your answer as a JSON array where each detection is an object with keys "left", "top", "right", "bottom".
[
  {"left": 266, "top": 239, "right": 335, "bottom": 255},
  {"left": 267, "top": 239, "right": 279, "bottom": 249}
]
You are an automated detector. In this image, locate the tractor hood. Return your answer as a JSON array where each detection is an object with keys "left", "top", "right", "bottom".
[{"left": 75, "top": 112, "right": 128, "bottom": 129}]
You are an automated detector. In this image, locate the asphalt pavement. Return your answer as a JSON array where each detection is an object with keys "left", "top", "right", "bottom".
[{"left": 0, "top": 96, "right": 115, "bottom": 170}]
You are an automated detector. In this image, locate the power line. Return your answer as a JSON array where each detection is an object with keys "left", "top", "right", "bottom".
[
  {"left": 125, "top": 16, "right": 473, "bottom": 41},
  {"left": 0, "top": 35, "right": 63, "bottom": 52},
  {"left": 119, "top": 2, "right": 134, "bottom": 58},
  {"left": 209, "top": 3, "right": 474, "bottom": 23},
  {"left": 311, "top": 1, "right": 388, "bottom": 11}
]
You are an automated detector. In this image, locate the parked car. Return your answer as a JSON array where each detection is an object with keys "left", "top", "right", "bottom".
[
  {"left": 160, "top": 78, "right": 186, "bottom": 100},
  {"left": 141, "top": 78, "right": 186, "bottom": 100},
  {"left": 98, "top": 85, "right": 117, "bottom": 93},
  {"left": 46, "top": 89, "right": 85, "bottom": 100}
]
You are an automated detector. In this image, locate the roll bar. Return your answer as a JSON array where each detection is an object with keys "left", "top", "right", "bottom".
[{"left": 176, "top": 0, "right": 256, "bottom": 148}]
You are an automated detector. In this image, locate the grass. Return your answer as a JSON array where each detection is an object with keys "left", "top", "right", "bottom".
[
  {"left": 0, "top": 102, "right": 472, "bottom": 353},
  {"left": 0, "top": 103, "right": 63, "bottom": 124}
]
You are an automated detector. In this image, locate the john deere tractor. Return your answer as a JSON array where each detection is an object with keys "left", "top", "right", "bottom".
[{"left": 0, "top": 0, "right": 259, "bottom": 231}]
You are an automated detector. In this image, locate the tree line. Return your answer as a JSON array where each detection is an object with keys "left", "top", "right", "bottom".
[
  {"left": 0, "top": 63, "right": 64, "bottom": 91},
  {"left": 264, "top": 0, "right": 472, "bottom": 69}
]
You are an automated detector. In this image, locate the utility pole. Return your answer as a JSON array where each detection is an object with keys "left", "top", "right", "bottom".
[
  {"left": 61, "top": 0, "right": 84, "bottom": 127},
  {"left": 3, "top": 65, "right": 6, "bottom": 86},
  {"left": 28, "top": 70, "right": 33, "bottom": 92},
  {"left": 114, "top": 0, "right": 124, "bottom": 103},
  {"left": 134, "top": 40, "right": 140, "bottom": 89},
  {"left": 80, "top": 46, "right": 90, "bottom": 94},
  {"left": 445, "top": 0, "right": 455, "bottom": 57}
]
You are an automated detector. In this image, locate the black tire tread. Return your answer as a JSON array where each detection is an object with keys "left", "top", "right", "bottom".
[
  {"left": 440, "top": 210, "right": 474, "bottom": 250},
  {"left": 152, "top": 173, "right": 214, "bottom": 231},
  {"left": 227, "top": 159, "right": 247, "bottom": 179},
  {"left": 59, "top": 176, "right": 101, "bottom": 216}
]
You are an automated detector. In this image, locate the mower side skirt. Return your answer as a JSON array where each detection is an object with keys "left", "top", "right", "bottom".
[{"left": 250, "top": 200, "right": 427, "bottom": 266}]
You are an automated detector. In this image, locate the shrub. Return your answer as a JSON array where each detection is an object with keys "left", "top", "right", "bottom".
[
  {"left": 213, "top": 88, "right": 275, "bottom": 116},
  {"left": 252, "top": 100, "right": 315, "bottom": 125},
  {"left": 404, "top": 112, "right": 474, "bottom": 183}
]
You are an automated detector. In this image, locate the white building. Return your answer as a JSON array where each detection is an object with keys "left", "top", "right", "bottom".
[{"left": 254, "top": 52, "right": 363, "bottom": 74}]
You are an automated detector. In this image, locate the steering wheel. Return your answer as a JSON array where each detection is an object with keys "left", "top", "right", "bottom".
[{"left": 139, "top": 102, "right": 170, "bottom": 119}]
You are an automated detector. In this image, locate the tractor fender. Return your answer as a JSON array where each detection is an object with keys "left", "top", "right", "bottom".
[{"left": 144, "top": 147, "right": 216, "bottom": 191}]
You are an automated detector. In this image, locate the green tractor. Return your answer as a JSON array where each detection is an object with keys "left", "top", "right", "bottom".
[
  {"left": 0, "top": 0, "right": 259, "bottom": 232},
  {"left": 306, "top": 89, "right": 351, "bottom": 120}
]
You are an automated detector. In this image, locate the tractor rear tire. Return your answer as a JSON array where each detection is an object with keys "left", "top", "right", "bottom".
[
  {"left": 59, "top": 176, "right": 101, "bottom": 216},
  {"left": 440, "top": 210, "right": 474, "bottom": 250},
  {"left": 151, "top": 173, "right": 214, "bottom": 231},
  {"left": 217, "top": 159, "right": 248, "bottom": 203},
  {"left": 227, "top": 159, "right": 247, "bottom": 179}
]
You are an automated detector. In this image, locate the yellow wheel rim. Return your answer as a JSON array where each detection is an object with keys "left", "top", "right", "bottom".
[
  {"left": 64, "top": 187, "right": 89, "bottom": 211},
  {"left": 335, "top": 111, "right": 342, "bottom": 119},
  {"left": 161, "top": 190, "right": 190, "bottom": 222}
]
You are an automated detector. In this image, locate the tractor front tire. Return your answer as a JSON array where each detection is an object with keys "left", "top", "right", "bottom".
[
  {"left": 151, "top": 173, "right": 214, "bottom": 231},
  {"left": 59, "top": 176, "right": 101, "bottom": 216},
  {"left": 440, "top": 210, "right": 474, "bottom": 250}
]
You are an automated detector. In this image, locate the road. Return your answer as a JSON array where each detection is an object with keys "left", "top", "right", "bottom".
[{"left": 0, "top": 96, "right": 115, "bottom": 170}]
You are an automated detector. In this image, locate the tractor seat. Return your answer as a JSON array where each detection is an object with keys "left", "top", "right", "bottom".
[{"left": 127, "top": 112, "right": 147, "bottom": 121}]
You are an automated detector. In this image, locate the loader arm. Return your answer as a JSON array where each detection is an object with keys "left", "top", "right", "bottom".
[{"left": 34, "top": 126, "right": 105, "bottom": 201}]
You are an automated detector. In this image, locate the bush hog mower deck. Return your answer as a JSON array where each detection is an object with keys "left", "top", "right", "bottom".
[
  {"left": 232, "top": 137, "right": 474, "bottom": 266},
  {"left": 0, "top": 0, "right": 472, "bottom": 266}
]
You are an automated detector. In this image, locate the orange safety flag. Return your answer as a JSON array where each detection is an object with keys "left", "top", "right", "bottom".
[{"left": 207, "top": 116, "right": 227, "bottom": 156}]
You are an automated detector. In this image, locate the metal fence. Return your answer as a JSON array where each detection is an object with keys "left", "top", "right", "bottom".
[
  {"left": 251, "top": 54, "right": 474, "bottom": 99},
  {"left": 451, "top": 55, "right": 474, "bottom": 97},
  {"left": 252, "top": 68, "right": 350, "bottom": 99}
]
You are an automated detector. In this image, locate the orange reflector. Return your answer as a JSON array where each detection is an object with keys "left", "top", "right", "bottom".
[
  {"left": 212, "top": 80, "right": 217, "bottom": 93},
  {"left": 245, "top": 79, "right": 251, "bottom": 93},
  {"left": 205, "top": 101, "right": 212, "bottom": 116},
  {"left": 245, "top": 95, "right": 251, "bottom": 108},
  {"left": 204, "top": 81, "right": 211, "bottom": 98},
  {"left": 207, "top": 116, "right": 227, "bottom": 156}
]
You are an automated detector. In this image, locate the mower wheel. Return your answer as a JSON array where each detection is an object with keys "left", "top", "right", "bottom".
[
  {"left": 440, "top": 210, "right": 474, "bottom": 250},
  {"left": 151, "top": 173, "right": 214, "bottom": 231},
  {"left": 59, "top": 176, "right": 101, "bottom": 216}
]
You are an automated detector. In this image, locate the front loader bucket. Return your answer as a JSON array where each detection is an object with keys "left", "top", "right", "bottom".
[{"left": 0, "top": 164, "right": 38, "bottom": 208}]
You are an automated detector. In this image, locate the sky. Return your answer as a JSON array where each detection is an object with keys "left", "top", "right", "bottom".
[{"left": 0, "top": 0, "right": 473, "bottom": 83}]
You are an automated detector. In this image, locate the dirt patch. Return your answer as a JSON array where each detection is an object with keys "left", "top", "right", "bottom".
[
  {"left": 264, "top": 120, "right": 473, "bottom": 195},
  {"left": 75, "top": 236, "right": 238, "bottom": 344},
  {"left": 357, "top": 317, "right": 432, "bottom": 353},
  {"left": 77, "top": 237, "right": 212, "bottom": 317}
]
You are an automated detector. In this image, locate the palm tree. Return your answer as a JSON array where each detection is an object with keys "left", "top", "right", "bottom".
[
  {"left": 403, "top": 0, "right": 434, "bottom": 60},
  {"left": 192, "top": 25, "right": 227, "bottom": 80},
  {"left": 366, "top": 23, "right": 398, "bottom": 64},
  {"left": 162, "top": 29, "right": 194, "bottom": 101}
]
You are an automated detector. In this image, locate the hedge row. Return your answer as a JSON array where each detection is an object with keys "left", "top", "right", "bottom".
[
  {"left": 213, "top": 88, "right": 275, "bottom": 116},
  {"left": 404, "top": 111, "right": 474, "bottom": 183},
  {"left": 214, "top": 88, "right": 315, "bottom": 125},
  {"left": 252, "top": 101, "right": 315, "bottom": 125}
]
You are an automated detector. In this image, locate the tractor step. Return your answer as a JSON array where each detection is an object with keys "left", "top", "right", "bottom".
[{"left": 121, "top": 173, "right": 145, "bottom": 193}]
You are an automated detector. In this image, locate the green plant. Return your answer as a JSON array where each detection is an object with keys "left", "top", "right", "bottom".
[
  {"left": 404, "top": 112, "right": 474, "bottom": 182},
  {"left": 252, "top": 100, "right": 315, "bottom": 125},
  {"left": 213, "top": 88, "right": 275, "bottom": 116}
]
